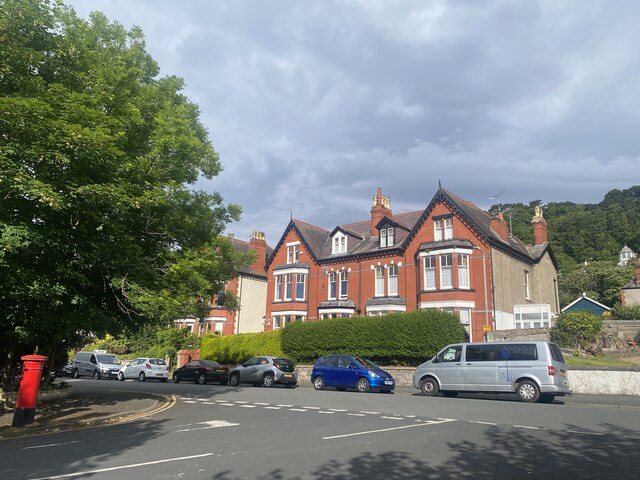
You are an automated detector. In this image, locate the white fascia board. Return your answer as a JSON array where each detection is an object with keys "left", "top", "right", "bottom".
[
  {"left": 270, "top": 310, "right": 308, "bottom": 317},
  {"left": 418, "top": 247, "right": 473, "bottom": 257},
  {"left": 418, "top": 300, "right": 476, "bottom": 309},
  {"left": 365, "top": 305, "right": 407, "bottom": 312},
  {"left": 274, "top": 267, "right": 309, "bottom": 275}
]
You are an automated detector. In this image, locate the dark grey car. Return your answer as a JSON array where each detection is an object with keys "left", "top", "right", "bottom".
[{"left": 228, "top": 356, "right": 298, "bottom": 388}]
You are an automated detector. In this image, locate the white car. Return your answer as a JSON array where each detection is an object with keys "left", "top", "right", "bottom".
[{"left": 118, "top": 357, "right": 169, "bottom": 382}]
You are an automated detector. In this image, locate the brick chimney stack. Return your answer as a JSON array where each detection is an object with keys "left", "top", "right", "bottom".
[
  {"left": 490, "top": 212, "right": 509, "bottom": 242},
  {"left": 249, "top": 230, "right": 267, "bottom": 273},
  {"left": 370, "top": 187, "right": 392, "bottom": 236},
  {"left": 532, "top": 205, "right": 548, "bottom": 245}
]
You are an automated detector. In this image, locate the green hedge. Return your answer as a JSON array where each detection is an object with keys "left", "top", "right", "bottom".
[
  {"left": 200, "top": 330, "right": 284, "bottom": 364},
  {"left": 280, "top": 310, "right": 465, "bottom": 365}
]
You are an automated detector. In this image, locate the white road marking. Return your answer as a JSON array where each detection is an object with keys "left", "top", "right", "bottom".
[
  {"left": 470, "top": 421, "right": 497, "bottom": 426},
  {"left": 176, "top": 420, "right": 239, "bottom": 433},
  {"left": 29, "top": 453, "right": 214, "bottom": 480},
  {"left": 329, "top": 408, "right": 347, "bottom": 412},
  {"left": 183, "top": 401, "right": 197, "bottom": 404},
  {"left": 254, "top": 402, "right": 270, "bottom": 405},
  {"left": 289, "top": 408, "right": 307, "bottom": 412},
  {"left": 234, "top": 401, "right": 248, "bottom": 404},
  {"left": 202, "top": 402, "right": 215, "bottom": 405},
  {"left": 318, "top": 411, "right": 335, "bottom": 414},
  {"left": 239, "top": 405, "right": 256, "bottom": 408},
  {"left": 277, "top": 404, "right": 293, "bottom": 407},
  {"left": 264, "top": 406, "right": 282, "bottom": 410},
  {"left": 219, "top": 403, "right": 235, "bottom": 406},
  {"left": 514, "top": 425, "right": 543, "bottom": 430},
  {"left": 23, "top": 441, "right": 80, "bottom": 450},
  {"left": 380, "top": 416, "right": 404, "bottom": 421},
  {"left": 303, "top": 406, "right": 320, "bottom": 409},
  {"left": 359, "top": 411, "right": 380, "bottom": 415},
  {"left": 348, "top": 413, "right": 366, "bottom": 417},
  {"left": 322, "top": 419, "right": 457, "bottom": 440},
  {"left": 566, "top": 430, "right": 605, "bottom": 436},
  {"left": 405, "top": 415, "right": 416, "bottom": 418}
]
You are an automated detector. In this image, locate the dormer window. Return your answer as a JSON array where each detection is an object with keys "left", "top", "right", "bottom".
[
  {"left": 380, "top": 227, "right": 394, "bottom": 247},
  {"left": 332, "top": 233, "right": 347, "bottom": 254}
]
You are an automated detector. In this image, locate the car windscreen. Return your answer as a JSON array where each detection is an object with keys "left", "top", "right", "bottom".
[
  {"left": 273, "top": 358, "right": 295, "bottom": 372},
  {"left": 149, "top": 359, "right": 167, "bottom": 366},
  {"left": 96, "top": 355, "right": 119, "bottom": 364},
  {"left": 355, "top": 357, "right": 379, "bottom": 369},
  {"left": 201, "top": 360, "right": 220, "bottom": 366}
]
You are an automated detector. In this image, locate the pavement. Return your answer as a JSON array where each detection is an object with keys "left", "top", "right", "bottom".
[{"left": 0, "top": 383, "right": 174, "bottom": 439}]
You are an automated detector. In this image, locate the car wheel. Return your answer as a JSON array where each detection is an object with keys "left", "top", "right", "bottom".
[
  {"left": 262, "top": 373, "right": 274, "bottom": 388},
  {"left": 420, "top": 377, "right": 439, "bottom": 396},
  {"left": 93, "top": 370, "right": 100, "bottom": 380},
  {"left": 538, "top": 393, "right": 555, "bottom": 403},
  {"left": 356, "top": 377, "right": 369, "bottom": 392},
  {"left": 229, "top": 372, "right": 240, "bottom": 387},
  {"left": 138, "top": 372, "right": 146, "bottom": 382},
  {"left": 442, "top": 391, "right": 459, "bottom": 398},
  {"left": 173, "top": 373, "right": 181, "bottom": 384},
  {"left": 313, "top": 376, "right": 325, "bottom": 390},
  {"left": 516, "top": 380, "right": 540, "bottom": 403},
  {"left": 118, "top": 372, "right": 125, "bottom": 381},
  {"left": 72, "top": 369, "right": 79, "bottom": 379},
  {"left": 196, "top": 373, "right": 207, "bottom": 385}
]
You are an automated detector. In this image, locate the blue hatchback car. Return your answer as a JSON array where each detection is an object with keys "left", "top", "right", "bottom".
[{"left": 311, "top": 354, "right": 395, "bottom": 393}]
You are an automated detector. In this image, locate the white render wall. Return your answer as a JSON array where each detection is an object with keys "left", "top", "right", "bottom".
[{"left": 236, "top": 276, "right": 267, "bottom": 334}]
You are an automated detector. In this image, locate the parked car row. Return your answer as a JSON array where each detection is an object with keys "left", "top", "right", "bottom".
[{"left": 65, "top": 341, "right": 572, "bottom": 403}]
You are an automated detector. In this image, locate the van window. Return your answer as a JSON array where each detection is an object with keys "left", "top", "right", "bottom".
[
  {"left": 90, "top": 355, "right": 97, "bottom": 364},
  {"left": 467, "top": 345, "right": 498, "bottom": 361},
  {"left": 497, "top": 344, "right": 538, "bottom": 361},
  {"left": 437, "top": 346, "right": 462, "bottom": 363},
  {"left": 548, "top": 343, "right": 565, "bottom": 363}
]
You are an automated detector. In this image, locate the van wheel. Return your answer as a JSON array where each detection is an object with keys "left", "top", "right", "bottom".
[
  {"left": 443, "top": 391, "right": 459, "bottom": 398},
  {"left": 516, "top": 380, "right": 540, "bottom": 403},
  {"left": 420, "top": 378, "right": 439, "bottom": 396},
  {"left": 72, "top": 369, "right": 79, "bottom": 379},
  {"left": 313, "top": 376, "right": 325, "bottom": 390},
  {"left": 93, "top": 370, "right": 100, "bottom": 380}
]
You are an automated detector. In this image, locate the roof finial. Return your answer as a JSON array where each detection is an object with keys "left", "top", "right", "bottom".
[
  {"left": 290, "top": 210, "right": 293, "bottom": 221},
  {"left": 438, "top": 180, "right": 442, "bottom": 189}
]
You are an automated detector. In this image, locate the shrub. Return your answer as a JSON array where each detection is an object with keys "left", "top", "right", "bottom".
[
  {"left": 550, "top": 311, "right": 603, "bottom": 350},
  {"left": 610, "top": 303, "right": 640, "bottom": 320},
  {"left": 280, "top": 310, "right": 465, "bottom": 365},
  {"left": 200, "top": 330, "right": 283, "bottom": 364}
]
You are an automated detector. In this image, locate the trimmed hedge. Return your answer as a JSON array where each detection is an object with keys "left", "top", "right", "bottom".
[
  {"left": 200, "top": 330, "right": 284, "bottom": 364},
  {"left": 280, "top": 310, "right": 465, "bottom": 365}
]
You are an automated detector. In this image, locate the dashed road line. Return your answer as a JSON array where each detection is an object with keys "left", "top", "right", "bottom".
[
  {"left": 380, "top": 416, "right": 404, "bottom": 421},
  {"left": 264, "top": 406, "right": 282, "bottom": 410},
  {"left": 322, "top": 418, "right": 457, "bottom": 440},
  {"left": 239, "top": 405, "right": 256, "bottom": 408},
  {"left": 289, "top": 408, "right": 307, "bottom": 412}
]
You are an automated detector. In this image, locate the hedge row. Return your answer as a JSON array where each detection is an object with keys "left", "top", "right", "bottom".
[
  {"left": 280, "top": 310, "right": 465, "bottom": 365},
  {"left": 200, "top": 330, "right": 284, "bottom": 364}
]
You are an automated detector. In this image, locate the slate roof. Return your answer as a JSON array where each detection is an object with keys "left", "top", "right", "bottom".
[
  {"left": 230, "top": 238, "right": 273, "bottom": 278},
  {"left": 266, "top": 187, "right": 555, "bottom": 268}
]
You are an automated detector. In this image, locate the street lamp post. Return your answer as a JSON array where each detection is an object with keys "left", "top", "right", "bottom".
[{"left": 473, "top": 246, "right": 490, "bottom": 341}]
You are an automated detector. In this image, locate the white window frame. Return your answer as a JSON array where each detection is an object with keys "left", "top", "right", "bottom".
[
  {"left": 387, "top": 227, "right": 394, "bottom": 246},
  {"left": 524, "top": 270, "right": 530, "bottom": 300},
  {"left": 388, "top": 264, "right": 398, "bottom": 296},
  {"left": 284, "top": 273, "right": 293, "bottom": 301},
  {"left": 380, "top": 228, "right": 387, "bottom": 248},
  {"left": 339, "top": 270, "right": 348, "bottom": 299},
  {"left": 440, "top": 254, "right": 452, "bottom": 289},
  {"left": 514, "top": 304, "right": 550, "bottom": 329},
  {"left": 424, "top": 256, "right": 436, "bottom": 290},
  {"left": 375, "top": 266, "right": 385, "bottom": 297},
  {"left": 434, "top": 219, "right": 443, "bottom": 241},
  {"left": 274, "top": 275, "right": 283, "bottom": 301},
  {"left": 444, "top": 217, "right": 453, "bottom": 240},
  {"left": 287, "top": 244, "right": 299, "bottom": 264},
  {"left": 332, "top": 233, "right": 347, "bottom": 254},
  {"left": 328, "top": 272, "right": 337, "bottom": 300},
  {"left": 295, "top": 273, "right": 306, "bottom": 301},
  {"left": 458, "top": 254, "right": 469, "bottom": 289}
]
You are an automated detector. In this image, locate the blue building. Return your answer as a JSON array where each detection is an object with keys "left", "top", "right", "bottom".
[{"left": 562, "top": 293, "right": 610, "bottom": 316}]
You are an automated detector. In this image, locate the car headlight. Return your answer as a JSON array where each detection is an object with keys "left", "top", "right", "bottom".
[{"left": 368, "top": 370, "right": 380, "bottom": 378}]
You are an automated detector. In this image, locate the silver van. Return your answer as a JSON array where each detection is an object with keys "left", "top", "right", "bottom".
[
  {"left": 413, "top": 341, "right": 571, "bottom": 403},
  {"left": 72, "top": 351, "right": 122, "bottom": 379}
]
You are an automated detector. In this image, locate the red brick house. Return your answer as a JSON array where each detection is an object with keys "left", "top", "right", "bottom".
[
  {"left": 174, "top": 231, "right": 272, "bottom": 335},
  {"left": 264, "top": 186, "right": 559, "bottom": 342}
]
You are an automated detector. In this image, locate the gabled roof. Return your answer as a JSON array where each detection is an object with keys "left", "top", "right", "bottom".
[
  {"left": 561, "top": 294, "right": 611, "bottom": 313},
  {"left": 266, "top": 186, "right": 556, "bottom": 268},
  {"left": 621, "top": 245, "right": 635, "bottom": 254}
]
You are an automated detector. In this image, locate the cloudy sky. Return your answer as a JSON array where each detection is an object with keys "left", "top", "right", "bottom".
[{"left": 68, "top": 0, "right": 640, "bottom": 245}]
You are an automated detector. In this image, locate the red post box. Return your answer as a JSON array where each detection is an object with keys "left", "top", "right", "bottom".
[{"left": 12, "top": 354, "right": 48, "bottom": 428}]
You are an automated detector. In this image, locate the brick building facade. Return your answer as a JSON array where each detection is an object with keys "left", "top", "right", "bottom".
[{"left": 264, "top": 187, "right": 559, "bottom": 342}]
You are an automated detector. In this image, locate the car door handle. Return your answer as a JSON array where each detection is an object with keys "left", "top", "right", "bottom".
[{"left": 465, "top": 363, "right": 472, "bottom": 365}]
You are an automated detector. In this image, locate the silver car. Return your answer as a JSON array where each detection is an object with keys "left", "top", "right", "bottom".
[
  {"left": 118, "top": 357, "right": 169, "bottom": 382},
  {"left": 413, "top": 341, "right": 571, "bottom": 403},
  {"left": 228, "top": 356, "right": 297, "bottom": 388}
]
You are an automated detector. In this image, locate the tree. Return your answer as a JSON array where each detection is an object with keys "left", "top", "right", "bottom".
[
  {"left": 550, "top": 311, "right": 602, "bottom": 351},
  {"left": 557, "top": 260, "right": 635, "bottom": 308},
  {"left": 0, "top": 0, "right": 249, "bottom": 383}
]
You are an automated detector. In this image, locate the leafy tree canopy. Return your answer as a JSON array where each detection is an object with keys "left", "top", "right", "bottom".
[{"left": 0, "top": 0, "right": 250, "bottom": 375}]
